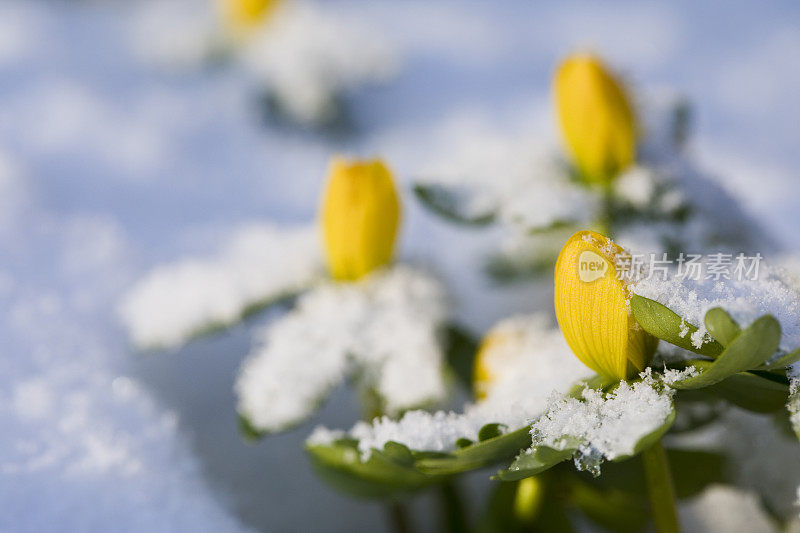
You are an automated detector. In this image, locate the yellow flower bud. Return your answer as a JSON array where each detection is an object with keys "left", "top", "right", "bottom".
[
  {"left": 554, "top": 53, "right": 636, "bottom": 184},
  {"left": 320, "top": 157, "right": 401, "bottom": 281},
  {"left": 554, "top": 230, "right": 656, "bottom": 380},
  {"left": 219, "top": 0, "right": 282, "bottom": 33}
]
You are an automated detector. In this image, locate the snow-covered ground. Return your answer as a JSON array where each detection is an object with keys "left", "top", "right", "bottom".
[{"left": 2, "top": 0, "right": 800, "bottom": 531}]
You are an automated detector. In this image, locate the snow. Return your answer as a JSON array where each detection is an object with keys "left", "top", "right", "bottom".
[
  {"left": 4, "top": 0, "right": 800, "bottom": 529},
  {"left": 0, "top": 168, "right": 249, "bottom": 531},
  {"left": 307, "top": 315, "right": 592, "bottom": 455},
  {"left": 679, "top": 485, "right": 777, "bottom": 533},
  {"left": 416, "top": 134, "right": 596, "bottom": 229},
  {"left": 471, "top": 314, "right": 592, "bottom": 411},
  {"left": 133, "top": 0, "right": 397, "bottom": 124},
  {"left": 414, "top": 96, "right": 770, "bottom": 268},
  {"left": 526, "top": 369, "right": 678, "bottom": 466},
  {"left": 118, "top": 223, "right": 323, "bottom": 350},
  {"left": 236, "top": 265, "right": 449, "bottom": 433},
  {"left": 634, "top": 261, "right": 800, "bottom": 352},
  {"left": 239, "top": 2, "right": 398, "bottom": 124}
]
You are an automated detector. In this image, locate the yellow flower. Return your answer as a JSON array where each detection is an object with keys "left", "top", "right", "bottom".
[
  {"left": 554, "top": 53, "right": 636, "bottom": 185},
  {"left": 220, "top": 0, "right": 282, "bottom": 33},
  {"left": 472, "top": 330, "right": 511, "bottom": 401},
  {"left": 320, "top": 157, "right": 401, "bottom": 281},
  {"left": 554, "top": 230, "right": 656, "bottom": 380}
]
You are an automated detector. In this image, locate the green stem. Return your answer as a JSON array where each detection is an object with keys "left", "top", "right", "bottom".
[
  {"left": 386, "top": 502, "right": 411, "bottom": 533},
  {"left": 642, "top": 440, "right": 680, "bottom": 533},
  {"left": 438, "top": 480, "right": 470, "bottom": 533},
  {"left": 599, "top": 182, "right": 615, "bottom": 237}
]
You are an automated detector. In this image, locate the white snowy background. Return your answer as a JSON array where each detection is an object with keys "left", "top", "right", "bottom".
[{"left": 1, "top": 0, "right": 799, "bottom": 531}]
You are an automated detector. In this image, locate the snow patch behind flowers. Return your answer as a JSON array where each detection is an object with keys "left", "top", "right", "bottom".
[
  {"left": 236, "top": 265, "right": 449, "bottom": 433},
  {"left": 634, "top": 261, "right": 800, "bottom": 352},
  {"left": 133, "top": 0, "right": 397, "bottom": 125},
  {"left": 239, "top": 1, "right": 398, "bottom": 124},
  {"left": 118, "top": 223, "right": 323, "bottom": 350},
  {"left": 308, "top": 315, "right": 592, "bottom": 456},
  {"left": 679, "top": 485, "right": 777, "bottom": 533}
]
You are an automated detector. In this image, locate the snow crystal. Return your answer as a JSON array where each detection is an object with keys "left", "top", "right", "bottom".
[
  {"left": 529, "top": 369, "right": 675, "bottom": 462},
  {"left": 661, "top": 365, "right": 700, "bottom": 385},
  {"left": 118, "top": 223, "right": 323, "bottom": 350},
  {"left": 634, "top": 261, "right": 800, "bottom": 352},
  {"left": 236, "top": 265, "right": 449, "bottom": 433},
  {"left": 307, "top": 315, "right": 592, "bottom": 455}
]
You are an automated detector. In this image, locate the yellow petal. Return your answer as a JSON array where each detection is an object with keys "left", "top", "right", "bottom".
[
  {"left": 219, "top": 0, "right": 283, "bottom": 33},
  {"left": 554, "top": 230, "right": 656, "bottom": 380},
  {"left": 554, "top": 53, "right": 636, "bottom": 185},
  {"left": 320, "top": 157, "right": 401, "bottom": 281},
  {"left": 472, "top": 329, "right": 513, "bottom": 401}
]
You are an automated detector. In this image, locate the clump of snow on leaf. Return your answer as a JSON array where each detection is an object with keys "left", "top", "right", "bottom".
[
  {"left": 417, "top": 135, "right": 597, "bottom": 229},
  {"left": 237, "top": 265, "right": 449, "bottom": 433},
  {"left": 525, "top": 369, "right": 680, "bottom": 471},
  {"left": 308, "top": 314, "right": 592, "bottom": 455},
  {"left": 118, "top": 223, "right": 322, "bottom": 350},
  {"left": 634, "top": 260, "right": 800, "bottom": 352}
]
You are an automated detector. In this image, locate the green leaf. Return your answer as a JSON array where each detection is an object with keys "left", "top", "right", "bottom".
[
  {"left": 704, "top": 371, "right": 789, "bottom": 413},
  {"left": 496, "top": 444, "right": 578, "bottom": 481},
  {"left": 479, "top": 423, "right": 507, "bottom": 442},
  {"left": 305, "top": 440, "right": 438, "bottom": 499},
  {"left": 763, "top": 346, "right": 800, "bottom": 369},
  {"left": 630, "top": 295, "right": 723, "bottom": 357},
  {"left": 413, "top": 183, "right": 496, "bottom": 226},
  {"left": 671, "top": 315, "right": 781, "bottom": 389},
  {"left": 237, "top": 414, "right": 265, "bottom": 442},
  {"left": 383, "top": 441, "right": 415, "bottom": 467},
  {"left": 416, "top": 425, "right": 532, "bottom": 475},
  {"left": 704, "top": 307, "right": 741, "bottom": 347},
  {"left": 567, "top": 374, "right": 616, "bottom": 399}
]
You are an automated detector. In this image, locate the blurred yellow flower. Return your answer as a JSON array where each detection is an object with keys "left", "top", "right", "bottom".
[
  {"left": 472, "top": 329, "right": 510, "bottom": 400},
  {"left": 514, "top": 476, "right": 544, "bottom": 523},
  {"left": 554, "top": 53, "right": 636, "bottom": 185},
  {"left": 554, "top": 230, "right": 656, "bottom": 380},
  {"left": 220, "top": 0, "right": 282, "bottom": 33},
  {"left": 320, "top": 157, "right": 401, "bottom": 281}
]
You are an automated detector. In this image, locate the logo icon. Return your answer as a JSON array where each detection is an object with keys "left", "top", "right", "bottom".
[{"left": 578, "top": 250, "right": 608, "bottom": 282}]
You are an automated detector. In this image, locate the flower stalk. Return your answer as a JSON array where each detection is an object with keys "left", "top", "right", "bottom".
[{"left": 642, "top": 441, "right": 680, "bottom": 533}]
